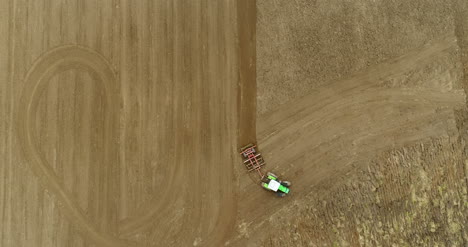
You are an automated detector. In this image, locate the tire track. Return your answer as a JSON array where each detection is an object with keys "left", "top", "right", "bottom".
[
  {"left": 117, "top": 0, "right": 185, "bottom": 237},
  {"left": 194, "top": 1, "right": 242, "bottom": 246},
  {"left": 258, "top": 34, "right": 458, "bottom": 137},
  {"left": 230, "top": 34, "right": 466, "bottom": 246},
  {"left": 234, "top": 88, "right": 464, "bottom": 246},
  {"left": 119, "top": 3, "right": 241, "bottom": 247},
  {"left": 16, "top": 45, "right": 134, "bottom": 247}
]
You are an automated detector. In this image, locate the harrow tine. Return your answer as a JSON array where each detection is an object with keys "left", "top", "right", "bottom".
[{"left": 240, "top": 143, "right": 265, "bottom": 179}]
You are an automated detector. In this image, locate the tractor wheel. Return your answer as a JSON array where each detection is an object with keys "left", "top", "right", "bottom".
[
  {"left": 276, "top": 192, "right": 286, "bottom": 197},
  {"left": 282, "top": 181, "right": 291, "bottom": 187},
  {"left": 267, "top": 172, "right": 278, "bottom": 179}
]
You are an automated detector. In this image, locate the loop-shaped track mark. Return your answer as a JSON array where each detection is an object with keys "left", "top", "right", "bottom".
[{"left": 16, "top": 45, "right": 134, "bottom": 247}]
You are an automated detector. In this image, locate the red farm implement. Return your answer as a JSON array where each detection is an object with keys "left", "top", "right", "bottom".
[{"left": 239, "top": 143, "right": 265, "bottom": 178}]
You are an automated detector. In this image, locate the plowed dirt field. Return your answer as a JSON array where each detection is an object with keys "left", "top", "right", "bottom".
[{"left": 1, "top": 0, "right": 468, "bottom": 247}]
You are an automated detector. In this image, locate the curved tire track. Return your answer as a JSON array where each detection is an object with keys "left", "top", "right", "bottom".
[
  {"left": 16, "top": 45, "right": 134, "bottom": 247},
  {"left": 230, "top": 34, "right": 466, "bottom": 246},
  {"left": 119, "top": 2, "right": 241, "bottom": 246}
]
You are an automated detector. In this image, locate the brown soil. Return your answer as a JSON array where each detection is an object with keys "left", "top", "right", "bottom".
[
  {"left": 1, "top": 0, "right": 468, "bottom": 247},
  {"left": 249, "top": 0, "right": 468, "bottom": 246},
  {"left": 2, "top": 1, "right": 250, "bottom": 246}
]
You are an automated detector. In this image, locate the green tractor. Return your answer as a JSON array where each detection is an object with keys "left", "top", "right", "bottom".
[
  {"left": 261, "top": 172, "right": 291, "bottom": 197},
  {"left": 240, "top": 143, "right": 291, "bottom": 197}
]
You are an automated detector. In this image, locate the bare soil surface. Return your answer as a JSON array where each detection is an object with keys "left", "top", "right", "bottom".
[
  {"left": 2, "top": 0, "right": 468, "bottom": 247},
  {"left": 248, "top": 0, "right": 468, "bottom": 246},
  {"left": 2, "top": 1, "right": 250, "bottom": 246}
]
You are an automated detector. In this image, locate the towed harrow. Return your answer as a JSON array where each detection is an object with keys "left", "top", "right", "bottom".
[{"left": 239, "top": 143, "right": 266, "bottom": 179}]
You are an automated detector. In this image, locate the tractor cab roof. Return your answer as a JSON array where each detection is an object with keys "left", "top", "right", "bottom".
[{"left": 268, "top": 180, "right": 280, "bottom": 192}]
